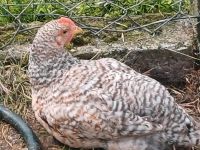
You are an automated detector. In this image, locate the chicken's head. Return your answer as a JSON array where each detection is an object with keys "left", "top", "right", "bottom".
[{"left": 33, "top": 17, "right": 82, "bottom": 49}]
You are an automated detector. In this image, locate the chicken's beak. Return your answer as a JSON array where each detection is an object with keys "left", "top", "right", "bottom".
[{"left": 72, "top": 26, "right": 83, "bottom": 35}]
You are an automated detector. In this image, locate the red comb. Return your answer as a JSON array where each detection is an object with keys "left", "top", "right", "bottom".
[{"left": 57, "top": 17, "right": 76, "bottom": 26}]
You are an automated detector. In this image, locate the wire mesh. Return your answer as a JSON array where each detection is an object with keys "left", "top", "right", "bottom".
[{"left": 0, "top": 0, "right": 199, "bottom": 50}]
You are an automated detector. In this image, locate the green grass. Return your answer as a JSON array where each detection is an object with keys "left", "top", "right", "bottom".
[{"left": 0, "top": 0, "right": 190, "bottom": 25}]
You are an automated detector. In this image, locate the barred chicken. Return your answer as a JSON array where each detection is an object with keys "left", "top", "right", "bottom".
[{"left": 28, "top": 17, "right": 200, "bottom": 150}]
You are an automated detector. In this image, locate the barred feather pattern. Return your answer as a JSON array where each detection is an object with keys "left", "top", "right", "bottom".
[{"left": 28, "top": 18, "right": 200, "bottom": 150}]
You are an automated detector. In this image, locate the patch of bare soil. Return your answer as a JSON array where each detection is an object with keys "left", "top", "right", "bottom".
[
  {"left": 171, "top": 70, "right": 200, "bottom": 116},
  {"left": 0, "top": 122, "right": 25, "bottom": 150}
]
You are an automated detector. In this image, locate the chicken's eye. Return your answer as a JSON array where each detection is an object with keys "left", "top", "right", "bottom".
[{"left": 63, "top": 30, "right": 67, "bottom": 34}]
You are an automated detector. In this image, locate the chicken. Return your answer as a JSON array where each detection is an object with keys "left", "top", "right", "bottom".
[{"left": 28, "top": 17, "right": 200, "bottom": 150}]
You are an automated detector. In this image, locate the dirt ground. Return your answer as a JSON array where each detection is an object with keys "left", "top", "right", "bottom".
[{"left": 0, "top": 70, "right": 199, "bottom": 150}]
